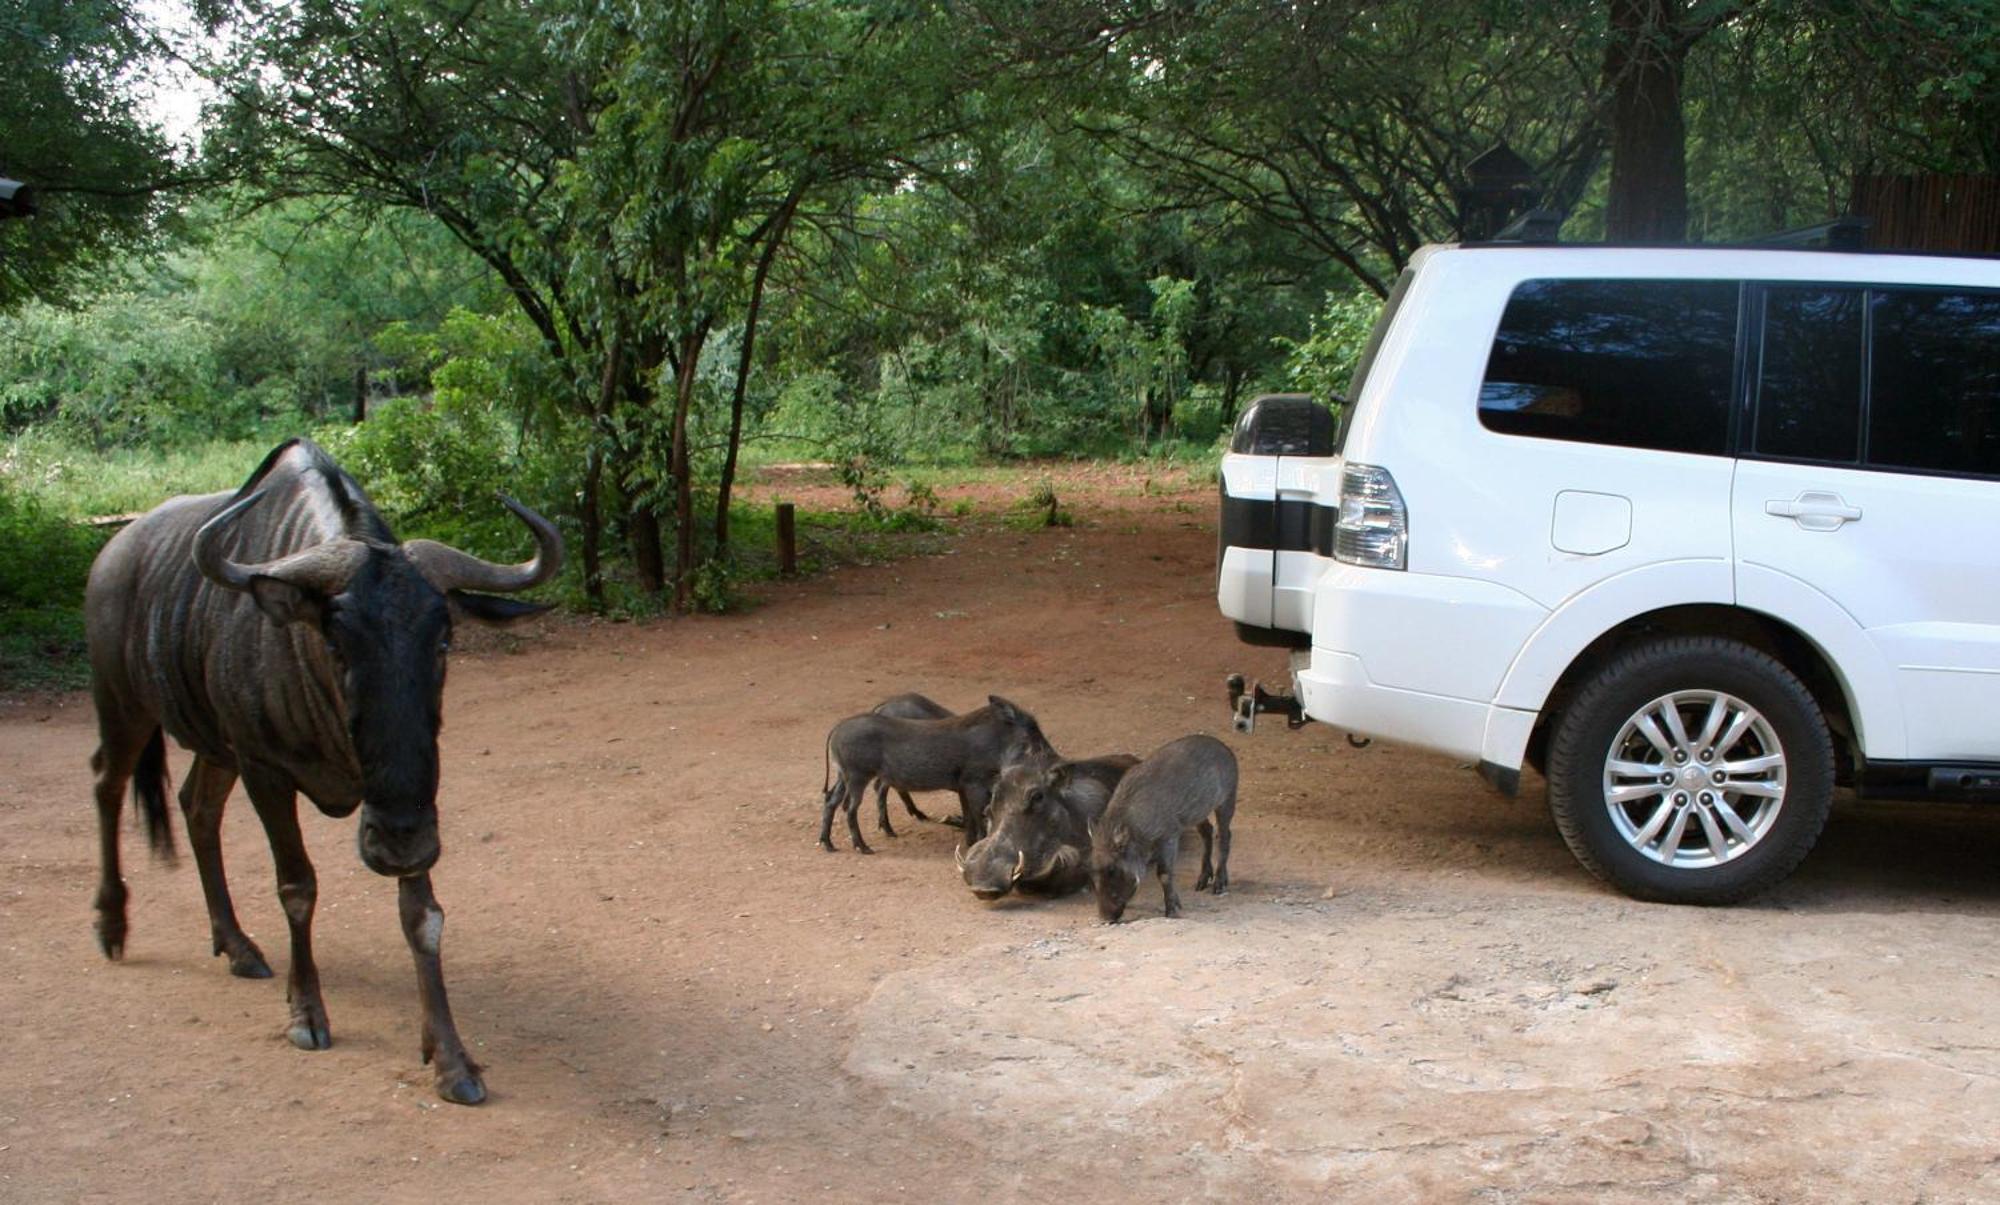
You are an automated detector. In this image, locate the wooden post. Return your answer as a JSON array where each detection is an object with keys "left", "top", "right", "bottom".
[{"left": 776, "top": 502, "right": 796, "bottom": 576}]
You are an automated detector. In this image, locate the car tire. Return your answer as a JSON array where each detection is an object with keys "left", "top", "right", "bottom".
[{"left": 1545, "top": 636, "right": 1834, "bottom": 905}]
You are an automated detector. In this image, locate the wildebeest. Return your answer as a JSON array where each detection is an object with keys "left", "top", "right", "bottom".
[
  {"left": 85, "top": 438, "right": 561, "bottom": 1105},
  {"left": 819, "top": 696, "right": 1053, "bottom": 853},
  {"left": 1090, "top": 734, "right": 1237, "bottom": 922},
  {"left": 958, "top": 754, "right": 1138, "bottom": 899},
  {"left": 868, "top": 692, "right": 954, "bottom": 828}
]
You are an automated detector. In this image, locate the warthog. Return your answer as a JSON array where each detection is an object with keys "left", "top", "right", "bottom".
[
  {"left": 958, "top": 754, "right": 1139, "bottom": 900},
  {"left": 820, "top": 696, "right": 1053, "bottom": 853},
  {"left": 1090, "top": 734, "right": 1237, "bottom": 922},
  {"left": 869, "top": 692, "right": 954, "bottom": 826}
]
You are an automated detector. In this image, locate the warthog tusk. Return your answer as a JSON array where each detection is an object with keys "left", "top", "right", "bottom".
[
  {"left": 953, "top": 843, "right": 967, "bottom": 870},
  {"left": 1011, "top": 850, "right": 1026, "bottom": 883}
]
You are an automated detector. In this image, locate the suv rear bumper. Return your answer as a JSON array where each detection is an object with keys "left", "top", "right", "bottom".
[{"left": 1295, "top": 565, "right": 1546, "bottom": 768}]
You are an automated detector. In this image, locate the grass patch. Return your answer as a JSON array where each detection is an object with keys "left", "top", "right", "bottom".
[
  {"left": 3, "top": 429, "right": 276, "bottom": 519},
  {"left": 0, "top": 481, "right": 109, "bottom": 690}
]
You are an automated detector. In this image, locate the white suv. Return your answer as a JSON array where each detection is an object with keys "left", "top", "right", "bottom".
[{"left": 1219, "top": 243, "right": 2000, "bottom": 903}]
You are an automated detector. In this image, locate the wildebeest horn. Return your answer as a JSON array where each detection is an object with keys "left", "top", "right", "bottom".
[
  {"left": 1010, "top": 850, "right": 1026, "bottom": 883},
  {"left": 953, "top": 843, "right": 967, "bottom": 870},
  {"left": 404, "top": 493, "right": 564, "bottom": 593},
  {"left": 194, "top": 490, "right": 369, "bottom": 594}
]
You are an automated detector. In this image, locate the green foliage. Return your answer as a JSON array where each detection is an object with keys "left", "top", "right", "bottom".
[
  {"left": 1278, "top": 292, "right": 1385, "bottom": 403},
  {"left": 0, "top": 477, "right": 106, "bottom": 687},
  {"left": 0, "top": 0, "right": 181, "bottom": 310}
]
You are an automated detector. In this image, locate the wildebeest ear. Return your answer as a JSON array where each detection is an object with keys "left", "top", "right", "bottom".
[
  {"left": 248, "top": 576, "right": 322, "bottom": 627},
  {"left": 449, "top": 590, "right": 551, "bottom": 626}
]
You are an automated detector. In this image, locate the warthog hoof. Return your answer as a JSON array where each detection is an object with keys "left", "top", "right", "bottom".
[{"left": 436, "top": 1070, "right": 487, "bottom": 1106}]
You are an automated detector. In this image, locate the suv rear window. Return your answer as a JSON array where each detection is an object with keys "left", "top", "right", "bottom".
[
  {"left": 1868, "top": 289, "right": 2000, "bottom": 477},
  {"left": 1479, "top": 279, "right": 1739, "bottom": 455}
]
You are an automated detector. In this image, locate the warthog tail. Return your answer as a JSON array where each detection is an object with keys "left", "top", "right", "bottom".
[{"left": 133, "top": 728, "right": 176, "bottom": 863}]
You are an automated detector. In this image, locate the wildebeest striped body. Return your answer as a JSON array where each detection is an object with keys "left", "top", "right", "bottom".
[{"left": 86, "top": 438, "right": 561, "bottom": 1105}]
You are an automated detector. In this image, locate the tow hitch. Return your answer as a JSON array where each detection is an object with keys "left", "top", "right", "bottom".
[{"left": 1225, "top": 673, "right": 1370, "bottom": 745}]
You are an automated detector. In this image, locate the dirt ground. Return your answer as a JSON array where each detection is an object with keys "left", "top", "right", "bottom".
[{"left": 6, "top": 467, "right": 2000, "bottom": 1204}]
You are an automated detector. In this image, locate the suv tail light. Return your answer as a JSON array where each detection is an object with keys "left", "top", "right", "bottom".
[{"left": 1333, "top": 463, "right": 1407, "bottom": 569}]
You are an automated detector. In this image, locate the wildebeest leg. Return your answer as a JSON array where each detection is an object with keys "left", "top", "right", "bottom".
[
  {"left": 1156, "top": 835, "right": 1184, "bottom": 918},
  {"left": 1212, "top": 800, "right": 1233, "bottom": 894},
  {"left": 89, "top": 709, "right": 151, "bottom": 961},
  {"left": 818, "top": 774, "right": 849, "bottom": 852},
  {"left": 874, "top": 781, "right": 899, "bottom": 838},
  {"left": 898, "top": 788, "right": 932, "bottom": 823},
  {"left": 178, "top": 756, "right": 270, "bottom": 979},
  {"left": 844, "top": 777, "right": 875, "bottom": 855},
  {"left": 398, "top": 872, "right": 485, "bottom": 1105},
  {"left": 240, "top": 766, "right": 330, "bottom": 1051},
  {"left": 1194, "top": 819, "right": 1216, "bottom": 893}
]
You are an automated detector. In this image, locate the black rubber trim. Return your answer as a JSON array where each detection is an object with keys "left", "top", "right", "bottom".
[
  {"left": 1220, "top": 493, "right": 1339, "bottom": 555},
  {"left": 1233, "top": 622, "right": 1311, "bottom": 649},
  {"left": 1477, "top": 760, "right": 1521, "bottom": 797}
]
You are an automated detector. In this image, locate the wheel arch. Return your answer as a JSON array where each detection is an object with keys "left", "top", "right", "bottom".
[{"left": 1516, "top": 603, "right": 1878, "bottom": 781}]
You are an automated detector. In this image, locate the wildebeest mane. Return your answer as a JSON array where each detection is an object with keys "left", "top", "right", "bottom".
[{"left": 232, "top": 437, "right": 394, "bottom": 543}]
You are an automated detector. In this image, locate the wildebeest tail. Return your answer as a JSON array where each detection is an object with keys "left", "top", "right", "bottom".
[{"left": 132, "top": 727, "right": 176, "bottom": 863}]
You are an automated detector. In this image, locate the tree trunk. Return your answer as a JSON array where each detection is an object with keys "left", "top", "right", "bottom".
[
  {"left": 352, "top": 365, "right": 367, "bottom": 423},
  {"left": 1221, "top": 361, "right": 1243, "bottom": 426},
  {"left": 715, "top": 192, "right": 799, "bottom": 559},
  {"left": 1602, "top": 0, "right": 1692, "bottom": 243},
  {"left": 667, "top": 322, "right": 711, "bottom": 611},
  {"left": 580, "top": 332, "right": 626, "bottom": 609},
  {"left": 624, "top": 334, "right": 669, "bottom": 599}
]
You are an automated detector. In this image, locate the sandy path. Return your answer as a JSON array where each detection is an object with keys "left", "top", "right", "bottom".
[{"left": 4, "top": 473, "right": 1999, "bottom": 1202}]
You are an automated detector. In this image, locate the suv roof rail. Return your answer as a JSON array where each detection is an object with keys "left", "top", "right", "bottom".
[
  {"left": 1490, "top": 209, "right": 1565, "bottom": 244},
  {"left": 1755, "top": 215, "right": 1872, "bottom": 250}
]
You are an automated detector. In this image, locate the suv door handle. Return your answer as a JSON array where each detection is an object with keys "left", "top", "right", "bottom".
[{"left": 1765, "top": 491, "right": 1862, "bottom": 531}]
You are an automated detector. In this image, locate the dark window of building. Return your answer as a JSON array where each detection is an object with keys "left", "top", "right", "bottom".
[
  {"left": 1753, "top": 286, "right": 1864, "bottom": 463},
  {"left": 1869, "top": 289, "right": 2000, "bottom": 477},
  {"left": 1479, "top": 279, "right": 1739, "bottom": 455}
]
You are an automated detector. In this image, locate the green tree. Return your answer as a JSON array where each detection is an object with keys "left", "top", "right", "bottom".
[{"left": 0, "top": 0, "right": 187, "bottom": 308}]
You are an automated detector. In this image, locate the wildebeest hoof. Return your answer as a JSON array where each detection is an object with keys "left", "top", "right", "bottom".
[
  {"left": 222, "top": 940, "right": 273, "bottom": 978},
  {"left": 817, "top": 838, "right": 837, "bottom": 852},
  {"left": 940, "top": 814, "right": 964, "bottom": 829},
  {"left": 98, "top": 932, "right": 124, "bottom": 961},
  {"left": 287, "top": 1020, "right": 333, "bottom": 1050},
  {"left": 230, "top": 952, "right": 275, "bottom": 979},
  {"left": 436, "top": 1070, "right": 487, "bottom": 1105},
  {"left": 853, "top": 843, "right": 875, "bottom": 855}
]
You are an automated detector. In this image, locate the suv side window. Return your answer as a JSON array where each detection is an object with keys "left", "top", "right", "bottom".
[
  {"left": 1479, "top": 279, "right": 1739, "bottom": 455},
  {"left": 1753, "top": 286, "right": 1864, "bottom": 463},
  {"left": 1868, "top": 288, "right": 2000, "bottom": 478}
]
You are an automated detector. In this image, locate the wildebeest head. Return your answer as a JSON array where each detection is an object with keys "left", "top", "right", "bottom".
[
  {"left": 959, "top": 761, "right": 1085, "bottom": 900},
  {"left": 193, "top": 489, "right": 562, "bottom": 877}
]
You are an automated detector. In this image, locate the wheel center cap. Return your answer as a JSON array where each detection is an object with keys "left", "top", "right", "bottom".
[{"left": 1682, "top": 766, "right": 1708, "bottom": 787}]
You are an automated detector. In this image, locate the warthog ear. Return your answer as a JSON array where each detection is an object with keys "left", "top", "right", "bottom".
[
  {"left": 449, "top": 591, "right": 552, "bottom": 626},
  {"left": 987, "top": 695, "right": 1027, "bottom": 725},
  {"left": 248, "top": 576, "right": 323, "bottom": 628},
  {"left": 1047, "top": 763, "right": 1074, "bottom": 794}
]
